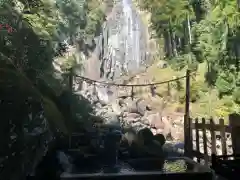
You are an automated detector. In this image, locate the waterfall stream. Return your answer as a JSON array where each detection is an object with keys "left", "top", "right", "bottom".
[
  {"left": 81, "top": 0, "right": 149, "bottom": 104},
  {"left": 91, "top": 0, "right": 148, "bottom": 81}
]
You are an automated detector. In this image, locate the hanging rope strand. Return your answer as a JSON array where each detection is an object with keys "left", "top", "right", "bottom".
[{"left": 74, "top": 71, "right": 197, "bottom": 87}]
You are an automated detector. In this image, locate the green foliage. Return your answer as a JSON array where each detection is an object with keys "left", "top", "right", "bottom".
[
  {"left": 233, "top": 87, "right": 240, "bottom": 104},
  {"left": 61, "top": 55, "right": 77, "bottom": 72},
  {"left": 171, "top": 78, "right": 183, "bottom": 91},
  {"left": 179, "top": 81, "right": 200, "bottom": 103},
  {"left": 163, "top": 160, "right": 187, "bottom": 172},
  {"left": 0, "top": 0, "right": 108, "bottom": 177},
  {"left": 222, "top": 96, "right": 234, "bottom": 108},
  {"left": 0, "top": 0, "right": 107, "bottom": 132},
  {"left": 138, "top": 0, "right": 240, "bottom": 113},
  {"left": 216, "top": 71, "right": 236, "bottom": 96}
]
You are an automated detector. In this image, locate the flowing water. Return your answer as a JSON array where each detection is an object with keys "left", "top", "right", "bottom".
[
  {"left": 92, "top": 0, "right": 148, "bottom": 81},
  {"left": 82, "top": 0, "right": 149, "bottom": 104}
]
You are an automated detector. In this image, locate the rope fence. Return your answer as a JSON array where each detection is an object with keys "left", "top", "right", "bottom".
[{"left": 73, "top": 71, "right": 197, "bottom": 87}]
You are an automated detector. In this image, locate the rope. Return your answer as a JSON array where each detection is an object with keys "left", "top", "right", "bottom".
[{"left": 74, "top": 71, "right": 197, "bottom": 87}]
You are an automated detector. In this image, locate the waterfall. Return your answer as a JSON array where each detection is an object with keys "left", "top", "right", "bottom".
[
  {"left": 96, "top": 0, "right": 148, "bottom": 81},
  {"left": 81, "top": 0, "right": 148, "bottom": 101},
  {"left": 122, "top": 0, "right": 142, "bottom": 72}
]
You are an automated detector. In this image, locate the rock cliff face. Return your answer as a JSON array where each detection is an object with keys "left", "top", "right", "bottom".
[{"left": 84, "top": 0, "right": 150, "bottom": 81}]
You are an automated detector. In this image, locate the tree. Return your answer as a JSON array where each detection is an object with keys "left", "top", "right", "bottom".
[
  {"left": 0, "top": 0, "right": 107, "bottom": 178},
  {"left": 138, "top": 0, "right": 240, "bottom": 107}
]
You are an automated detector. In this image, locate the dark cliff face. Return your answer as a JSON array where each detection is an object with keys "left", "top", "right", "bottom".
[{"left": 84, "top": 0, "right": 149, "bottom": 82}]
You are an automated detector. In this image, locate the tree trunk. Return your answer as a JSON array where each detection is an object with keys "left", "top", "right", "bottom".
[{"left": 163, "top": 29, "right": 173, "bottom": 58}]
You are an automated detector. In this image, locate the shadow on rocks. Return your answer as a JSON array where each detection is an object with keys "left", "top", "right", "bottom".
[{"left": 119, "top": 127, "right": 166, "bottom": 160}]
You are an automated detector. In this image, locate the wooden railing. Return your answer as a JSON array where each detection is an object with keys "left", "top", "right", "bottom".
[{"left": 184, "top": 114, "right": 240, "bottom": 165}]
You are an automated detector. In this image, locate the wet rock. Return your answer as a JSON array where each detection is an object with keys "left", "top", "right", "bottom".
[
  {"left": 170, "top": 126, "right": 184, "bottom": 142},
  {"left": 172, "top": 116, "right": 184, "bottom": 126},
  {"left": 151, "top": 128, "right": 157, "bottom": 135},
  {"left": 124, "top": 116, "right": 140, "bottom": 123},
  {"left": 132, "top": 122, "right": 146, "bottom": 131},
  {"left": 95, "top": 102, "right": 102, "bottom": 109},
  {"left": 156, "top": 128, "right": 164, "bottom": 134},
  {"left": 117, "top": 90, "right": 129, "bottom": 99},
  {"left": 154, "top": 134, "right": 166, "bottom": 146},
  {"left": 118, "top": 98, "right": 125, "bottom": 107},
  {"left": 138, "top": 128, "right": 154, "bottom": 145},
  {"left": 120, "top": 104, "right": 128, "bottom": 112},
  {"left": 146, "top": 104, "right": 152, "bottom": 111},
  {"left": 136, "top": 99, "right": 148, "bottom": 116},
  {"left": 122, "top": 130, "right": 138, "bottom": 146},
  {"left": 126, "top": 113, "right": 141, "bottom": 119},
  {"left": 142, "top": 111, "right": 155, "bottom": 118},
  {"left": 141, "top": 117, "right": 150, "bottom": 126},
  {"left": 95, "top": 86, "right": 116, "bottom": 105},
  {"left": 147, "top": 113, "right": 164, "bottom": 129},
  {"left": 104, "top": 113, "right": 121, "bottom": 129},
  {"left": 157, "top": 60, "right": 168, "bottom": 69},
  {"left": 111, "top": 100, "right": 123, "bottom": 116},
  {"left": 125, "top": 99, "right": 138, "bottom": 113}
]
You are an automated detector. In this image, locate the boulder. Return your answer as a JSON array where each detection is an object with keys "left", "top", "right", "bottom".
[
  {"left": 111, "top": 100, "right": 123, "bottom": 116},
  {"left": 124, "top": 116, "right": 141, "bottom": 123},
  {"left": 124, "top": 98, "right": 138, "bottom": 113},
  {"left": 132, "top": 122, "right": 146, "bottom": 131},
  {"left": 136, "top": 99, "right": 148, "bottom": 116},
  {"left": 141, "top": 117, "right": 150, "bottom": 126},
  {"left": 126, "top": 113, "right": 141, "bottom": 119},
  {"left": 117, "top": 90, "right": 129, "bottom": 99},
  {"left": 147, "top": 113, "right": 165, "bottom": 129},
  {"left": 104, "top": 113, "right": 121, "bottom": 130},
  {"left": 157, "top": 60, "right": 168, "bottom": 69},
  {"left": 151, "top": 128, "right": 157, "bottom": 135}
]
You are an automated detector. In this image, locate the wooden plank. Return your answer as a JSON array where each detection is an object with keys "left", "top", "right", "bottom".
[
  {"left": 192, "top": 150, "right": 213, "bottom": 165},
  {"left": 195, "top": 118, "right": 200, "bottom": 163},
  {"left": 202, "top": 118, "right": 208, "bottom": 164},
  {"left": 184, "top": 116, "right": 191, "bottom": 157},
  {"left": 189, "top": 118, "right": 193, "bottom": 158},
  {"left": 167, "top": 82, "right": 170, "bottom": 96},
  {"left": 191, "top": 123, "right": 231, "bottom": 133},
  {"left": 229, "top": 113, "right": 240, "bottom": 154},
  {"left": 184, "top": 70, "right": 191, "bottom": 157},
  {"left": 219, "top": 118, "right": 227, "bottom": 156},
  {"left": 209, "top": 118, "right": 216, "bottom": 155}
]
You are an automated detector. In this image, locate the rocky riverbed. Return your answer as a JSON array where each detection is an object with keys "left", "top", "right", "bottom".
[
  {"left": 81, "top": 82, "right": 183, "bottom": 139},
  {"left": 77, "top": 81, "right": 185, "bottom": 155},
  {"left": 77, "top": 81, "right": 234, "bottom": 158}
]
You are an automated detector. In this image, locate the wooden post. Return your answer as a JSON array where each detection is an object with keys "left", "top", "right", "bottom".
[
  {"left": 202, "top": 118, "right": 208, "bottom": 163},
  {"left": 219, "top": 118, "right": 227, "bottom": 156},
  {"left": 184, "top": 69, "right": 191, "bottom": 157},
  {"left": 210, "top": 118, "right": 216, "bottom": 156},
  {"left": 131, "top": 86, "right": 134, "bottom": 100},
  {"left": 229, "top": 113, "right": 240, "bottom": 154},
  {"left": 167, "top": 82, "right": 170, "bottom": 96},
  {"left": 195, "top": 118, "right": 200, "bottom": 162}
]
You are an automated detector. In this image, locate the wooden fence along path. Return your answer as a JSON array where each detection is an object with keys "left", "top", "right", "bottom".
[{"left": 184, "top": 114, "right": 240, "bottom": 165}]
